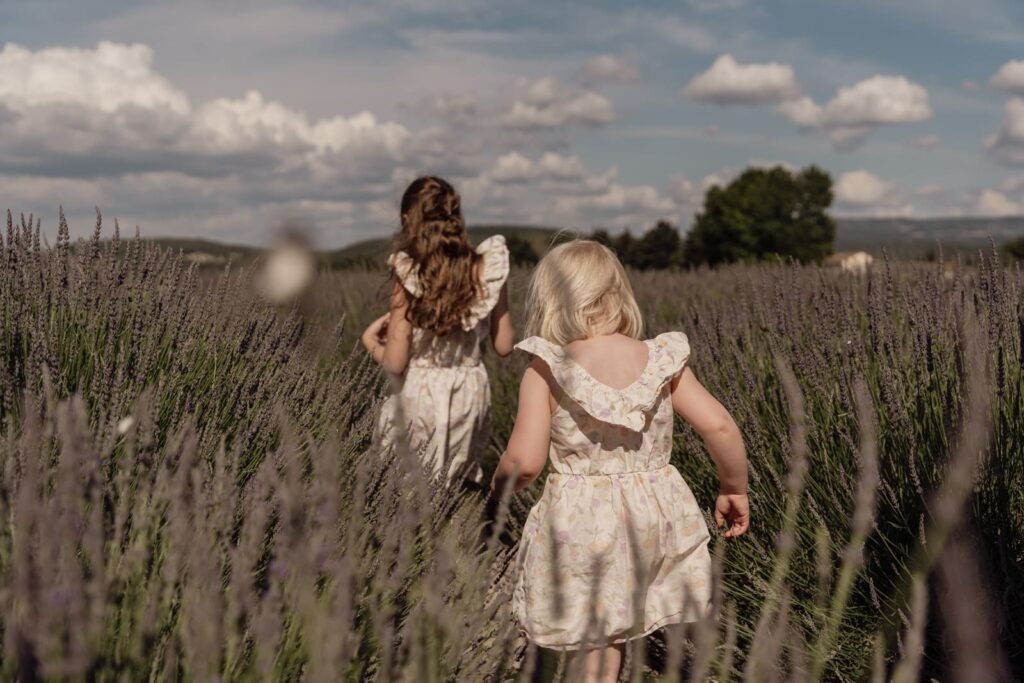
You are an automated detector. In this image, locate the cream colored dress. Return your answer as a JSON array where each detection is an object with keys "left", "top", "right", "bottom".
[
  {"left": 512, "top": 332, "right": 712, "bottom": 650},
  {"left": 374, "top": 236, "right": 510, "bottom": 484}
]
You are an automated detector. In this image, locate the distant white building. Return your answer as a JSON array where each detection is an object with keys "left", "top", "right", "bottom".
[{"left": 825, "top": 251, "right": 873, "bottom": 275}]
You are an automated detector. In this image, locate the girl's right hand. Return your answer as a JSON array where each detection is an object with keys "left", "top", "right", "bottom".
[
  {"left": 361, "top": 313, "right": 391, "bottom": 353},
  {"left": 715, "top": 493, "right": 749, "bottom": 538}
]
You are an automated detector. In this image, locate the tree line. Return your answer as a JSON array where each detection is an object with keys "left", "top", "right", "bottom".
[{"left": 506, "top": 164, "right": 837, "bottom": 270}]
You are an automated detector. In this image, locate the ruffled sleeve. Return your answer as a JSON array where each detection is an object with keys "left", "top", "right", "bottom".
[
  {"left": 461, "top": 235, "right": 510, "bottom": 331},
  {"left": 387, "top": 250, "right": 422, "bottom": 297},
  {"left": 515, "top": 332, "right": 691, "bottom": 431}
]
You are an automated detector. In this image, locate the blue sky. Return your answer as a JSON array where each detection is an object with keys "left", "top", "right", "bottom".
[{"left": 2, "top": 0, "right": 1024, "bottom": 246}]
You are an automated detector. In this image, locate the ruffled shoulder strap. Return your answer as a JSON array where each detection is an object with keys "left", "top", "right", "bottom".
[
  {"left": 387, "top": 250, "right": 422, "bottom": 297},
  {"left": 515, "top": 332, "right": 691, "bottom": 430},
  {"left": 514, "top": 335, "right": 580, "bottom": 396},
  {"left": 645, "top": 331, "right": 691, "bottom": 391},
  {"left": 461, "top": 235, "right": 510, "bottom": 331}
]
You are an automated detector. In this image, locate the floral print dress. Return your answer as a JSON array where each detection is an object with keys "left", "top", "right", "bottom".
[
  {"left": 512, "top": 332, "right": 712, "bottom": 650},
  {"left": 374, "top": 235, "right": 510, "bottom": 484}
]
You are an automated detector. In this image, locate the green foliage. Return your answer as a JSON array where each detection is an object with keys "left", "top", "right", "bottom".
[
  {"left": 613, "top": 229, "right": 636, "bottom": 265},
  {"left": 504, "top": 234, "right": 539, "bottom": 266},
  {"left": 594, "top": 221, "right": 684, "bottom": 271},
  {"left": 632, "top": 220, "right": 684, "bottom": 269},
  {"left": 1003, "top": 236, "right": 1024, "bottom": 260},
  {"left": 683, "top": 164, "right": 837, "bottom": 267},
  {"left": 590, "top": 228, "right": 614, "bottom": 248}
]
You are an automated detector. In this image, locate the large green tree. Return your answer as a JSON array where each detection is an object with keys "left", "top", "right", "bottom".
[{"left": 682, "top": 165, "right": 836, "bottom": 267}]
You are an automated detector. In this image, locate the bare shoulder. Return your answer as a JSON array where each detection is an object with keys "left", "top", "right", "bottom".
[{"left": 526, "top": 357, "right": 555, "bottom": 389}]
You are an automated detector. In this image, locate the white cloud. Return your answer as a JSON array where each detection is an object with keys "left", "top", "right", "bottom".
[
  {"left": 554, "top": 183, "right": 675, "bottom": 227},
  {"left": 818, "top": 76, "right": 932, "bottom": 128},
  {"left": 776, "top": 75, "right": 932, "bottom": 151},
  {"left": 985, "top": 97, "right": 1024, "bottom": 166},
  {"left": 999, "top": 177, "right": 1024, "bottom": 193},
  {"left": 523, "top": 77, "right": 562, "bottom": 107},
  {"left": 833, "top": 170, "right": 918, "bottom": 217},
  {"left": 501, "top": 78, "right": 615, "bottom": 129},
  {"left": 192, "top": 92, "right": 313, "bottom": 152},
  {"left": 975, "top": 189, "right": 1022, "bottom": 216},
  {"left": 194, "top": 92, "right": 409, "bottom": 162},
  {"left": 490, "top": 152, "right": 536, "bottom": 182},
  {"left": 776, "top": 96, "right": 822, "bottom": 128},
  {"left": 0, "top": 40, "right": 656, "bottom": 241},
  {"left": 0, "top": 42, "right": 190, "bottom": 115},
  {"left": 700, "top": 169, "right": 740, "bottom": 191},
  {"left": 991, "top": 60, "right": 1024, "bottom": 94},
  {"left": 0, "top": 41, "right": 439, "bottom": 244},
  {"left": 835, "top": 170, "right": 892, "bottom": 204},
  {"left": 912, "top": 134, "right": 940, "bottom": 149},
  {"left": 774, "top": 97, "right": 823, "bottom": 131},
  {"left": 683, "top": 54, "right": 801, "bottom": 105},
  {"left": 962, "top": 80, "right": 981, "bottom": 92},
  {"left": 685, "top": 56, "right": 930, "bottom": 151},
  {"left": 462, "top": 152, "right": 674, "bottom": 229},
  {"left": 536, "top": 152, "right": 588, "bottom": 179},
  {"left": 669, "top": 174, "right": 702, "bottom": 207},
  {"left": 579, "top": 55, "right": 641, "bottom": 84},
  {"left": 488, "top": 151, "right": 593, "bottom": 185},
  {"left": 0, "top": 42, "right": 412, "bottom": 185}
]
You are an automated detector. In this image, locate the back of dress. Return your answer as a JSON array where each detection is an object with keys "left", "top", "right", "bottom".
[
  {"left": 387, "top": 235, "right": 509, "bottom": 368},
  {"left": 515, "top": 333, "right": 690, "bottom": 474},
  {"left": 511, "top": 332, "right": 713, "bottom": 649},
  {"left": 374, "top": 235, "right": 509, "bottom": 484}
]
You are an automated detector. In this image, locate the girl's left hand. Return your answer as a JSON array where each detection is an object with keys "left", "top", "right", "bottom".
[{"left": 715, "top": 493, "right": 750, "bottom": 538}]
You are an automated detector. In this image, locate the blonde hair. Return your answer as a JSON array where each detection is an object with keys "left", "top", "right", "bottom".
[{"left": 525, "top": 239, "right": 644, "bottom": 345}]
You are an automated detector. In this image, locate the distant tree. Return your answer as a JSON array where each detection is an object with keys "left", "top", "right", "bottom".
[
  {"left": 505, "top": 234, "right": 539, "bottom": 266},
  {"left": 633, "top": 220, "right": 683, "bottom": 270},
  {"left": 682, "top": 165, "right": 836, "bottom": 267},
  {"left": 551, "top": 231, "right": 577, "bottom": 247},
  {"left": 1004, "top": 238, "right": 1024, "bottom": 261},
  {"left": 591, "top": 229, "right": 614, "bottom": 248},
  {"left": 613, "top": 230, "right": 637, "bottom": 267}
]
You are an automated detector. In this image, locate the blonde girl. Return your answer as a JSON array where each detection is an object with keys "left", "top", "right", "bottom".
[
  {"left": 492, "top": 240, "right": 748, "bottom": 683},
  {"left": 362, "top": 176, "right": 514, "bottom": 485}
]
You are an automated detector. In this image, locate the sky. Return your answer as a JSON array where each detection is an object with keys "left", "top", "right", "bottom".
[{"left": 2, "top": 0, "right": 1024, "bottom": 247}]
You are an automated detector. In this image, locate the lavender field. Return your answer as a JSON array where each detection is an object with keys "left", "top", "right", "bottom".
[{"left": 0, "top": 211, "right": 1020, "bottom": 681}]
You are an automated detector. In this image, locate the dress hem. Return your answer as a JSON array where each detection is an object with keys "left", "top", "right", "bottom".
[{"left": 517, "top": 606, "right": 708, "bottom": 651}]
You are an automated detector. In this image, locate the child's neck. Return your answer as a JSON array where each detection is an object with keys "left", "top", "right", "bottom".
[{"left": 576, "top": 330, "right": 623, "bottom": 343}]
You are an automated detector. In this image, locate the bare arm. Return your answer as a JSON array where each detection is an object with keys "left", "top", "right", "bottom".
[
  {"left": 672, "top": 367, "right": 750, "bottom": 537},
  {"left": 378, "top": 281, "right": 414, "bottom": 376},
  {"left": 489, "top": 282, "right": 515, "bottom": 357},
  {"left": 360, "top": 313, "right": 390, "bottom": 363},
  {"left": 491, "top": 359, "right": 552, "bottom": 493}
]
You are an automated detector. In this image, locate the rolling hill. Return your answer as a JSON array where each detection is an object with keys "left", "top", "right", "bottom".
[
  {"left": 124, "top": 216, "right": 1024, "bottom": 269},
  {"left": 326, "top": 217, "right": 1024, "bottom": 264},
  {"left": 321, "top": 225, "right": 564, "bottom": 268}
]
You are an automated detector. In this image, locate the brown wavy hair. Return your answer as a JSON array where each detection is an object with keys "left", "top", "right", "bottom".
[{"left": 392, "top": 176, "right": 482, "bottom": 335}]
